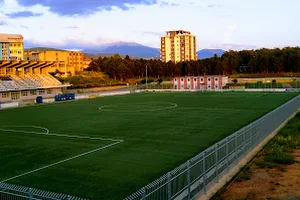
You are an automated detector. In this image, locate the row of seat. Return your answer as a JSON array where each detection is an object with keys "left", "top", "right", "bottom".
[{"left": 0, "top": 74, "right": 63, "bottom": 91}]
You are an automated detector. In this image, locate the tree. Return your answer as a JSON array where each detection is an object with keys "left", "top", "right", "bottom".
[{"left": 157, "top": 78, "right": 163, "bottom": 84}]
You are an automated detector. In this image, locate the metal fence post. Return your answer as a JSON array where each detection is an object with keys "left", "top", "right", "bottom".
[
  {"left": 235, "top": 133, "right": 238, "bottom": 161},
  {"left": 167, "top": 172, "right": 171, "bottom": 200},
  {"left": 28, "top": 188, "right": 33, "bottom": 200},
  {"left": 226, "top": 137, "right": 229, "bottom": 173},
  {"left": 203, "top": 151, "right": 206, "bottom": 193},
  {"left": 215, "top": 144, "right": 219, "bottom": 182},
  {"left": 142, "top": 187, "right": 146, "bottom": 200},
  {"left": 187, "top": 161, "right": 191, "bottom": 199},
  {"left": 66, "top": 195, "right": 70, "bottom": 200},
  {"left": 243, "top": 129, "right": 246, "bottom": 155}
]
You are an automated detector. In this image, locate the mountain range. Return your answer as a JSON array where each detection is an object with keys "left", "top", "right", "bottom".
[{"left": 25, "top": 42, "right": 225, "bottom": 59}]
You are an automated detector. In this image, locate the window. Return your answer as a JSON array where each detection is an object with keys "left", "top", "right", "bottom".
[
  {"left": 39, "top": 90, "right": 45, "bottom": 95},
  {"left": 47, "top": 90, "right": 52, "bottom": 94},
  {"left": 30, "top": 90, "right": 37, "bottom": 95},
  {"left": 194, "top": 78, "right": 197, "bottom": 82},
  {"left": 181, "top": 78, "right": 183, "bottom": 81},
  {"left": 21, "top": 91, "right": 28, "bottom": 96},
  {"left": 201, "top": 78, "right": 204, "bottom": 82},
  {"left": 175, "top": 78, "right": 177, "bottom": 81},
  {"left": 215, "top": 78, "right": 218, "bottom": 81},
  {"left": 1, "top": 92, "right": 9, "bottom": 98},
  {"left": 208, "top": 78, "right": 211, "bottom": 81},
  {"left": 188, "top": 78, "right": 190, "bottom": 82},
  {"left": 11, "top": 92, "right": 19, "bottom": 100}
]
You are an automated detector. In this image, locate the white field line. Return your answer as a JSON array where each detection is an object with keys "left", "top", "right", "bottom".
[
  {"left": 0, "top": 140, "right": 123, "bottom": 183},
  {"left": 0, "top": 126, "right": 124, "bottom": 183},
  {"left": 98, "top": 102, "right": 178, "bottom": 112},
  {"left": 0, "top": 126, "right": 123, "bottom": 142}
]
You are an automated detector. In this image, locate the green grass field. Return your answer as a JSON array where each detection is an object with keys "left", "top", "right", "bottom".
[{"left": 0, "top": 92, "right": 297, "bottom": 200}]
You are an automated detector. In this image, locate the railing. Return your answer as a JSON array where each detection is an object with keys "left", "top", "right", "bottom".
[
  {"left": 125, "top": 94, "right": 300, "bottom": 200},
  {"left": 0, "top": 182, "right": 87, "bottom": 200}
]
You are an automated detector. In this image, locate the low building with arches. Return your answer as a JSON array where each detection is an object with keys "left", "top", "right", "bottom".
[{"left": 172, "top": 76, "right": 228, "bottom": 90}]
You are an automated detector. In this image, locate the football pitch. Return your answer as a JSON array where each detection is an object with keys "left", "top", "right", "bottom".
[{"left": 0, "top": 92, "right": 297, "bottom": 200}]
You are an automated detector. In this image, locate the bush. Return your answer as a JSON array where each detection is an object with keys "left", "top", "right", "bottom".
[
  {"left": 256, "top": 158, "right": 273, "bottom": 168},
  {"left": 140, "top": 78, "right": 154, "bottom": 84},
  {"left": 236, "top": 165, "right": 252, "bottom": 182},
  {"left": 264, "top": 152, "right": 295, "bottom": 165}
]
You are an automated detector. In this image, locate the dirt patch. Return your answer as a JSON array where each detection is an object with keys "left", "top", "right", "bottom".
[{"left": 220, "top": 150, "right": 300, "bottom": 200}]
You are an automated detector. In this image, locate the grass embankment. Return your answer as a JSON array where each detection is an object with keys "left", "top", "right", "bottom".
[
  {"left": 57, "top": 71, "right": 126, "bottom": 88},
  {"left": 55, "top": 71, "right": 171, "bottom": 89},
  {"left": 256, "top": 112, "right": 300, "bottom": 169},
  {"left": 236, "top": 112, "right": 300, "bottom": 182},
  {"left": 290, "top": 80, "right": 300, "bottom": 88}
]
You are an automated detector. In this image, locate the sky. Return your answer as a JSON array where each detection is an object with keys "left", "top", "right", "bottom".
[{"left": 0, "top": 0, "right": 299, "bottom": 51}]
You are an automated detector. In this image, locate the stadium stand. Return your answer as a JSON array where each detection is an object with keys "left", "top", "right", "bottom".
[{"left": 0, "top": 60, "right": 70, "bottom": 105}]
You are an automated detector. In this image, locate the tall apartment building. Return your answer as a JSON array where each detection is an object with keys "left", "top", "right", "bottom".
[
  {"left": 24, "top": 50, "right": 84, "bottom": 74},
  {"left": 0, "top": 33, "right": 24, "bottom": 61},
  {"left": 160, "top": 30, "right": 197, "bottom": 63}
]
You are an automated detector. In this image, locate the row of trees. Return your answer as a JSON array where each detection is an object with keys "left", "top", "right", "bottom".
[{"left": 86, "top": 47, "right": 300, "bottom": 81}]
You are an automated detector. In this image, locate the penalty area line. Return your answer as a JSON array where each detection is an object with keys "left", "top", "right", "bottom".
[
  {"left": 0, "top": 140, "right": 123, "bottom": 183},
  {"left": 0, "top": 126, "right": 122, "bottom": 142}
]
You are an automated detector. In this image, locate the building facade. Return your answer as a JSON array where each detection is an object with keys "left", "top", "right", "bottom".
[
  {"left": 0, "top": 33, "right": 24, "bottom": 61},
  {"left": 24, "top": 50, "right": 84, "bottom": 74},
  {"left": 172, "top": 76, "right": 228, "bottom": 90},
  {"left": 160, "top": 30, "right": 197, "bottom": 63},
  {"left": 83, "top": 57, "right": 92, "bottom": 69}
]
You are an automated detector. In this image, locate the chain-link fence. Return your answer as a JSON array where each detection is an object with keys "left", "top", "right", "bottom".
[
  {"left": 0, "top": 182, "right": 87, "bottom": 200},
  {"left": 125, "top": 94, "right": 300, "bottom": 200}
]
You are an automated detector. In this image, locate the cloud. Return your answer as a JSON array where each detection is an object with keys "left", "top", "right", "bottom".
[
  {"left": 23, "top": 37, "right": 117, "bottom": 50},
  {"left": 20, "top": 24, "right": 28, "bottom": 29},
  {"left": 207, "top": 4, "right": 220, "bottom": 8},
  {"left": 64, "top": 26, "right": 79, "bottom": 29},
  {"left": 5, "top": 11, "right": 43, "bottom": 18},
  {"left": 142, "top": 31, "right": 164, "bottom": 36},
  {"left": 224, "top": 24, "right": 238, "bottom": 44},
  {"left": 16, "top": 0, "right": 158, "bottom": 16},
  {"left": 209, "top": 43, "right": 258, "bottom": 51},
  {"left": 159, "top": 1, "right": 179, "bottom": 7},
  {"left": 0, "top": 20, "right": 8, "bottom": 26}
]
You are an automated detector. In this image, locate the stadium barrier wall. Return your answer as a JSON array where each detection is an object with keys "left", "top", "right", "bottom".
[
  {"left": 0, "top": 102, "right": 18, "bottom": 109},
  {"left": 76, "top": 90, "right": 131, "bottom": 100},
  {"left": 136, "top": 88, "right": 293, "bottom": 93},
  {"left": 125, "top": 94, "right": 300, "bottom": 200}
]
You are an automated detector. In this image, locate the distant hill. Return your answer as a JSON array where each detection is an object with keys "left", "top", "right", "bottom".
[
  {"left": 92, "top": 42, "right": 160, "bottom": 58},
  {"left": 197, "top": 49, "right": 225, "bottom": 59},
  {"left": 25, "top": 45, "right": 225, "bottom": 60},
  {"left": 25, "top": 43, "right": 159, "bottom": 59}
]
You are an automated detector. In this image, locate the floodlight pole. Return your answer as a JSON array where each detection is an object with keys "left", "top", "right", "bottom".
[{"left": 146, "top": 65, "right": 148, "bottom": 90}]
